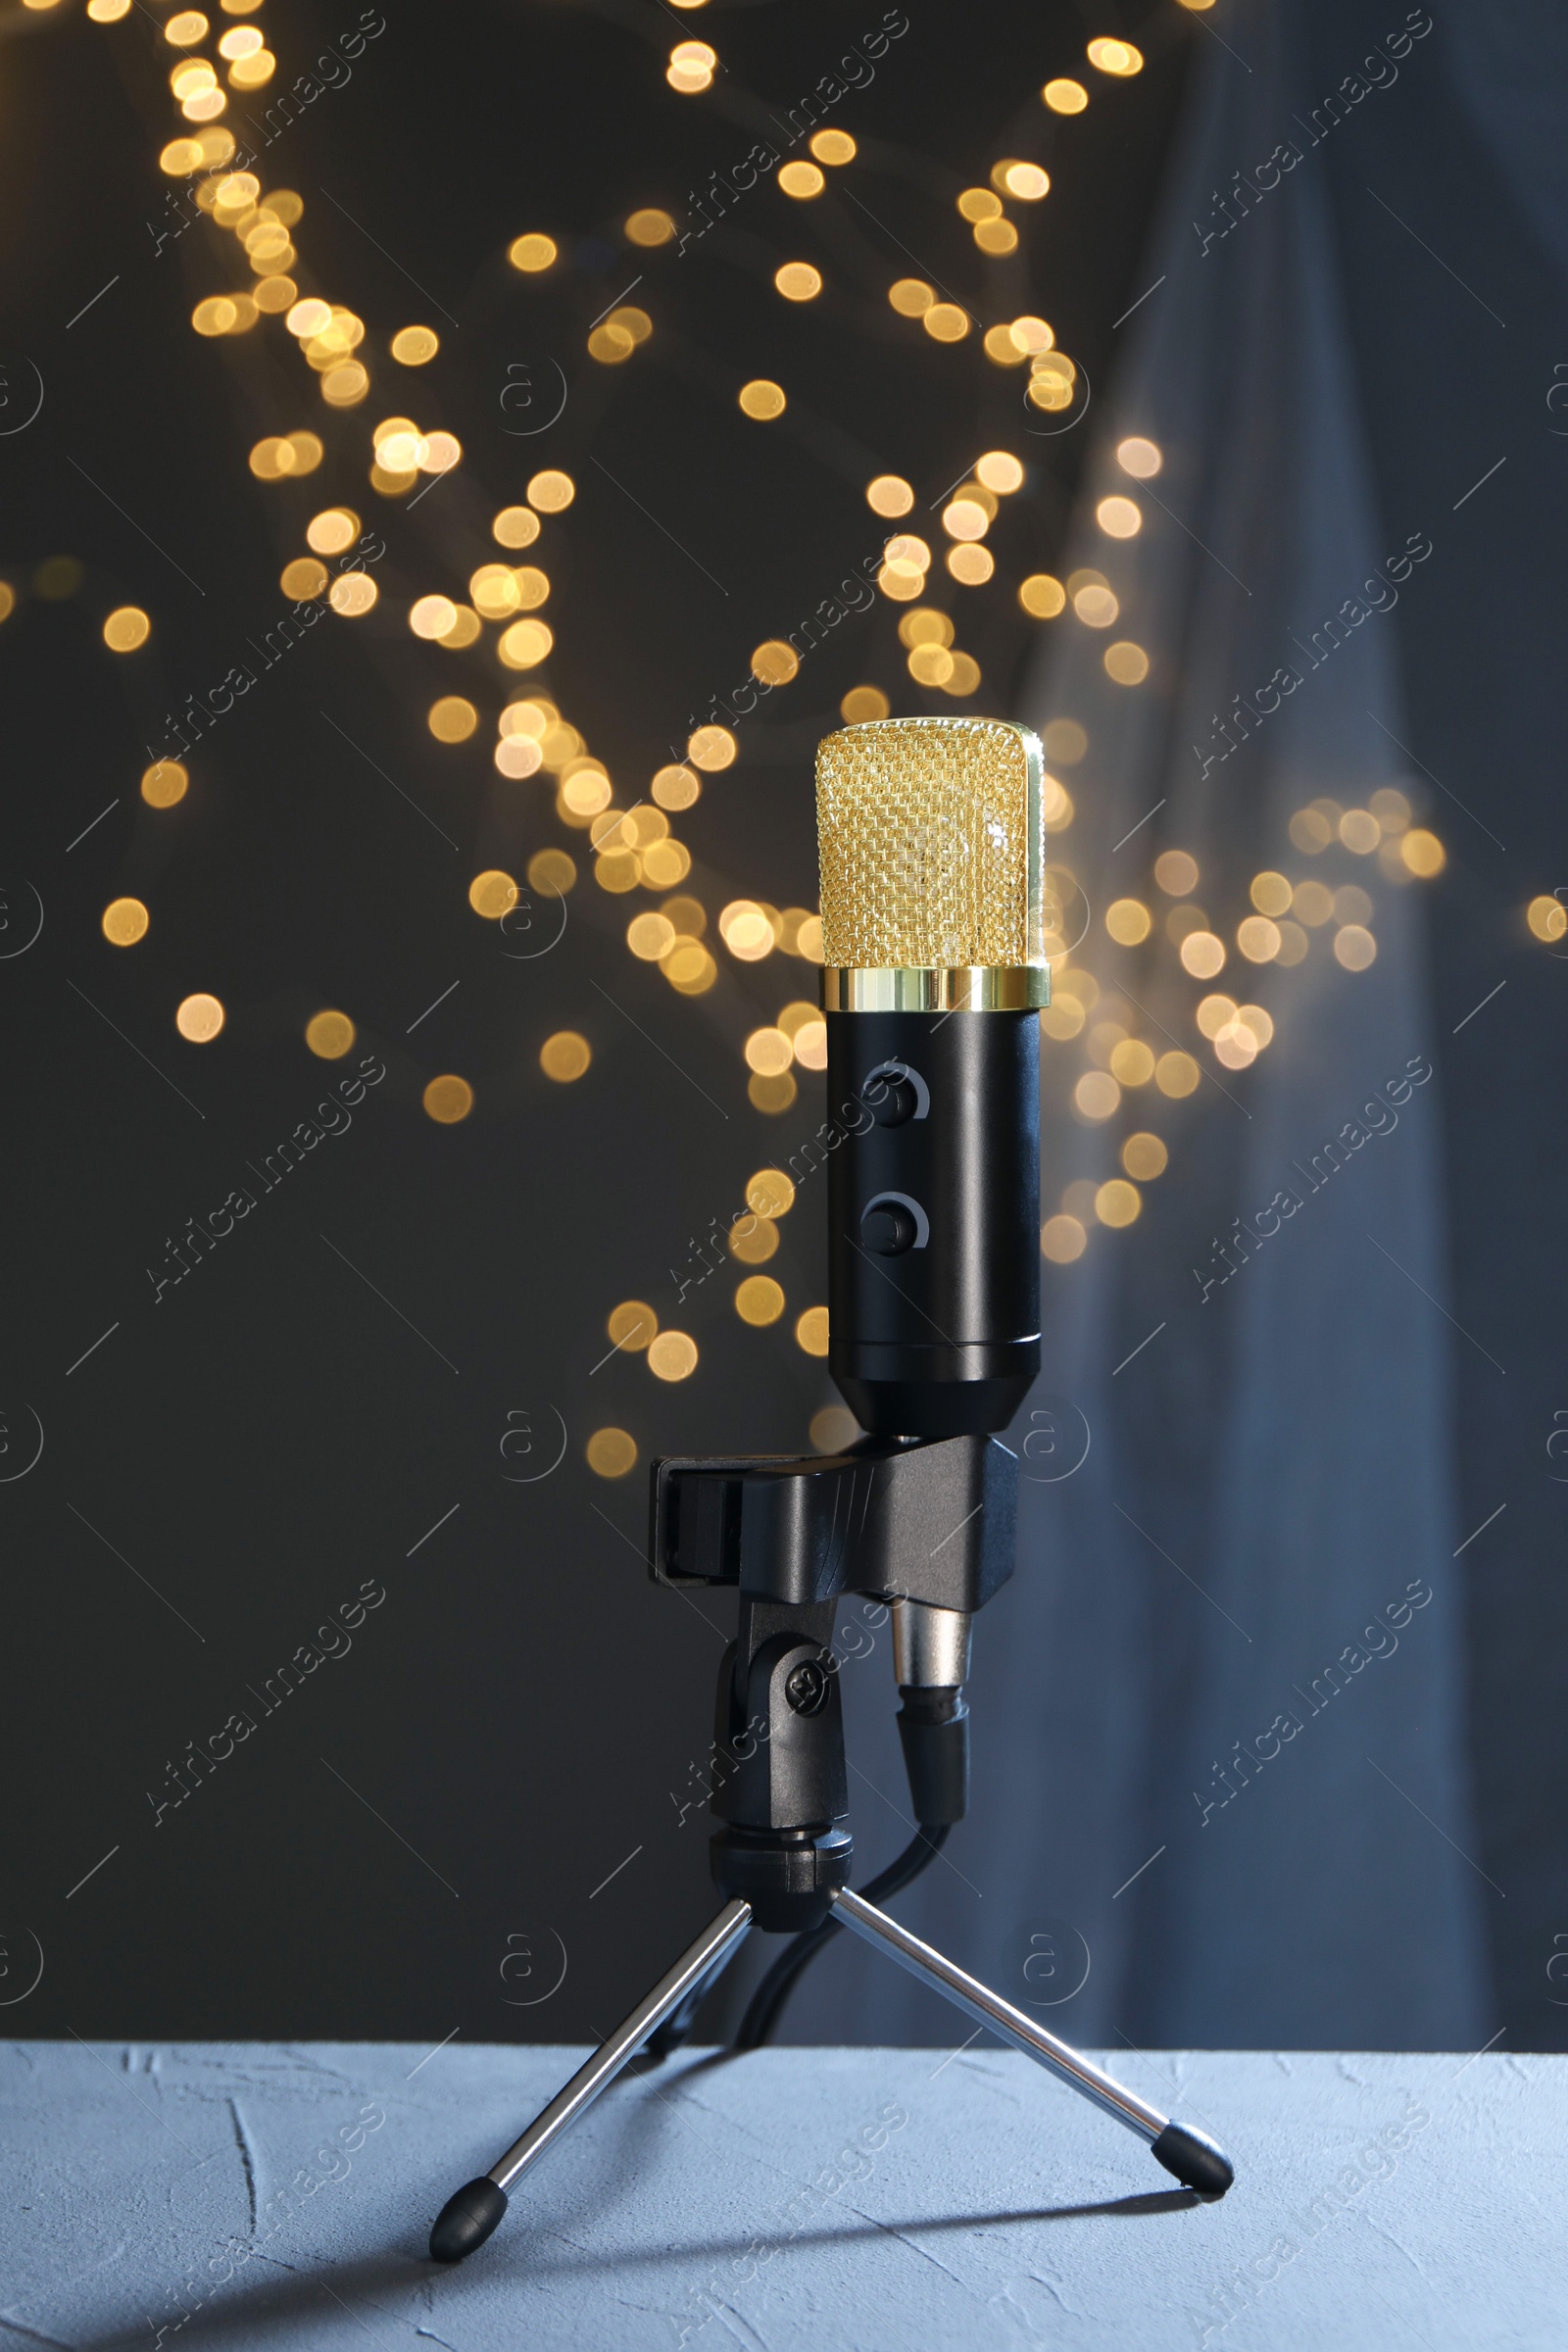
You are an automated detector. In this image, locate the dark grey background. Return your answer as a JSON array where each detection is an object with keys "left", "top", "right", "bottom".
[
  {"left": 0, "top": 0, "right": 1187, "bottom": 2044},
  {"left": 2, "top": 0, "right": 1560, "bottom": 2055}
]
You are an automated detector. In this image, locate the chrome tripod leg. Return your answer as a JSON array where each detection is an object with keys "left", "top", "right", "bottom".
[
  {"left": 832, "top": 1887, "right": 1234, "bottom": 2195},
  {"left": 429, "top": 1897, "right": 754, "bottom": 2262}
]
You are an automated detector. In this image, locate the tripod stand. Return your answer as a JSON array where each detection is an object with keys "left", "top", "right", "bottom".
[{"left": 429, "top": 1434, "right": 1233, "bottom": 2262}]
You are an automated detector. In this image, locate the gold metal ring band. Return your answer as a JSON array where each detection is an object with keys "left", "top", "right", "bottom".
[{"left": 820, "top": 966, "right": 1052, "bottom": 1013}]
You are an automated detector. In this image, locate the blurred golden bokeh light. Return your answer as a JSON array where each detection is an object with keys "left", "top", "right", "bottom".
[
  {"left": 752, "top": 639, "right": 800, "bottom": 685},
  {"left": 1155, "top": 850, "right": 1200, "bottom": 897},
  {"left": 627, "top": 912, "right": 676, "bottom": 961},
  {"left": 307, "top": 507, "right": 359, "bottom": 555},
  {"left": 1072, "top": 582, "right": 1117, "bottom": 627},
  {"left": 495, "top": 736, "right": 543, "bottom": 778},
  {"left": 1109, "top": 1039, "right": 1155, "bottom": 1087},
  {"left": 745, "top": 1027, "right": 793, "bottom": 1076},
  {"left": 430, "top": 697, "right": 478, "bottom": 743},
  {"left": 977, "top": 451, "right": 1024, "bottom": 493},
  {"left": 746, "top": 1167, "right": 796, "bottom": 1218},
  {"left": 103, "top": 607, "right": 150, "bottom": 652},
  {"left": 1401, "top": 828, "right": 1445, "bottom": 877},
  {"left": 527, "top": 849, "right": 576, "bottom": 898},
  {"left": 948, "top": 546, "right": 993, "bottom": 586},
  {"left": 1105, "top": 898, "right": 1151, "bottom": 946},
  {"left": 1234, "top": 915, "right": 1279, "bottom": 962},
  {"left": 1041, "top": 1214, "right": 1087, "bottom": 1262},
  {"left": 493, "top": 506, "right": 541, "bottom": 549},
  {"left": 1103, "top": 641, "right": 1149, "bottom": 685},
  {"left": 1180, "top": 930, "right": 1226, "bottom": 979},
  {"left": 102, "top": 897, "right": 149, "bottom": 947},
  {"left": 176, "top": 993, "right": 225, "bottom": 1043},
  {"left": 729, "top": 1215, "right": 779, "bottom": 1264},
  {"left": 1074, "top": 1071, "right": 1120, "bottom": 1121},
  {"left": 626, "top": 208, "right": 677, "bottom": 246},
  {"left": 667, "top": 38, "right": 716, "bottom": 92},
  {"left": 280, "top": 558, "right": 326, "bottom": 600},
  {"left": 648, "top": 1331, "right": 699, "bottom": 1382},
  {"left": 422, "top": 1074, "right": 474, "bottom": 1122},
  {"left": 1019, "top": 574, "right": 1066, "bottom": 618},
  {"left": 410, "top": 595, "right": 458, "bottom": 640},
  {"left": 305, "top": 1010, "right": 356, "bottom": 1059},
  {"left": 739, "top": 378, "right": 786, "bottom": 419},
  {"left": 540, "top": 1030, "right": 591, "bottom": 1082},
  {"left": 328, "top": 573, "right": 377, "bottom": 616},
  {"left": 866, "top": 474, "right": 914, "bottom": 517},
  {"left": 688, "top": 725, "right": 736, "bottom": 770},
  {"left": 609, "top": 1299, "right": 656, "bottom": 1351},
  {"left": 1116, "top": 436, "right": 1162, "bottom": 478},
  {"left": 498, "top": 618, "right": 552, "bottom": 668},
  {"left": 141, "top": 760, "right": 188, "bottom": 808},
  {"left": 1122, "top": 1132, "right": 1168, "bottom": 1180},
  {"left": 1155, "top": 1051, "right": 1200, "bottom": 1097},
  {"left": 1088, "top": 37, "right": 1143, "bottom": 73},
  {"left": 1334, "top": 925, "right": 1378, "bottom": 971},
  {"left": 1096, "top": 1179, "right": 1141, "bottom": 1227},
  {"left": 795, "top": 1306, "right": 830, "bottom": 1356},
  {"left": 720, "top": 901, "right": 774, "bottom": 960},
  {"left": 527, "top": 469, "right": 574, "bottom": 512},
  {"left": 468, "top": 869, "right": 518, "bottom": 919},
  {"left": 943, "top": 496, "right": 990, "bottom": 541},
  {"left": 587, "top": 1428, "right": 637, "bottom": 1477}
]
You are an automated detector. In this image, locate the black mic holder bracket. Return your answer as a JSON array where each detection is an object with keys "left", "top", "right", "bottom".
[{"left": 649, "top": 1434, "right": 1017, "bottom": 1933}]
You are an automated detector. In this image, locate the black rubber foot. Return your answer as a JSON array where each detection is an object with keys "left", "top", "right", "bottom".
[
  {"left": 429, "top": 2177, "right": 509, "bottom": 2262},
  {"left": 1151, "top": 2121, "right": 1235, "bottom": 2198}
]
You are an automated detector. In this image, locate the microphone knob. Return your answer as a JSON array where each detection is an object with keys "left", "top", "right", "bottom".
[
  {"left": 868, "top": 1070, "right": 919, "bottom": 1127},
  {"left": 860, "top": 1200, "right": 919, "bottom": 1256}
]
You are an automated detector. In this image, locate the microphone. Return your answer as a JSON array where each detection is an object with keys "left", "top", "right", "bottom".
[
  {"left": 424, "top": 740, "right": 1236, "bottom": 2257},
  {"left": 817, "top": 715, "right": 1050, "bottom": 1441}
]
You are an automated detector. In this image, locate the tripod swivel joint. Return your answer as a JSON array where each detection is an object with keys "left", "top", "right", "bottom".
[{"left": 710, "top": 1823, "right": 853, "bottom": 1934}]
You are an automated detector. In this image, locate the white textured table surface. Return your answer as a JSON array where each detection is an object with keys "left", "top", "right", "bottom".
[{"left": 2, "top": 2041, "right": 1560, "bottom": 2349}]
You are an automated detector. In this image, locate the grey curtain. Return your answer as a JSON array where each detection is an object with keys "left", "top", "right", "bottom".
[{"left": 777, "top": 0, "right": 1493, "bottom": 2051}]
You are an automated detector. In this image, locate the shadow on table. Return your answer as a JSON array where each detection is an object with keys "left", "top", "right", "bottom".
[
  {"left": 78, "top": 2191, "right": 1203, "bottom": 2348},
  {"left": 519, "top": 2185, "right": 1207, "bottom": 2285}
]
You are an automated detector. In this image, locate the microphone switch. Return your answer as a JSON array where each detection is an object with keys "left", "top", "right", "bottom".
[{"left": 861, "top": 1200, "right": 919, "bottom": 1256}]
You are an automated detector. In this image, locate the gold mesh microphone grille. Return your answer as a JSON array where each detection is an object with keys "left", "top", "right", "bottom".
[{"left": 815, "top": 715, "right": 1047, "bottom": 969}]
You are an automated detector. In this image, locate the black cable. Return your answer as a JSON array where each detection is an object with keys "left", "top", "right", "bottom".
[{"left": 733, "top": 1823, "right": 950, "bottom": 2051}]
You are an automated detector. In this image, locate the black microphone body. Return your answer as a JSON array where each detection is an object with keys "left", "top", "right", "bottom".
[{"left": 827, "top": 1007, "right": 1040, "bottom": 1440}]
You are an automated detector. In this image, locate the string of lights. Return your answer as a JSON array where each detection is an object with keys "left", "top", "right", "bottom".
[{"left": 11, "top": 0, "right": 1532, "bottom": 1486}]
